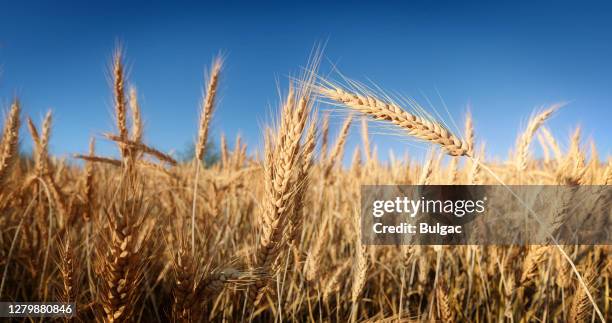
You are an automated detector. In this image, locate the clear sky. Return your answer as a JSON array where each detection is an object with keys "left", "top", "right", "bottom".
[{"left": 1, "top": 1, "right": 610, "bottom": 163}]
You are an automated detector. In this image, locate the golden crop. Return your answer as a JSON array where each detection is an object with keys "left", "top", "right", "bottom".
[{"left": 0, "top": 49, "right": 609, "bottom": 322}]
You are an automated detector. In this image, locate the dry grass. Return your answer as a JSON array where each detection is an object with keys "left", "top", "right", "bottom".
[{"left": 0, "top": 50, "right": 610, "bottom": 322}]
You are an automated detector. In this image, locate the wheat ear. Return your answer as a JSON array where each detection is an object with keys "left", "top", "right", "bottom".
[
  {"left": 568, "top": 268, "right": 596, "bottom": 323},
  {"left": 537, "top": 133, "right": 551, "bottom": 164},
  {"left": 171, "top": 237, "right": 197, "bottom": 322},
  {"left": 74, "top": 155, "right": 123, "bottom": 167},
  {"left": 191, "top": 55, "right": 223, "bottom": 254},
  {"left": 98, "top": 180, "right": 151, "bottom": 322},
  {"left": 220, "top": 134, "right": 228, "bottom": 168},
  {"left": 34, "top": 110, "right": 53, "bottom": 177},
  {"left": 58, "top": 234, "right": 77, "bottom": 306},
  {"left": 360, "top": 117, "right": 372, "bottom": 163},
  {"left": 305, "top": 218, "right": 328, "bottom": 282},
  {"left": 322, "top": 262, "right": 351, "bottom": 303},
  {"left": 418, "top": 152, "right": 434, "bottom": 185},
  {"left": 464, "top": 109, "right": 474, "bottom": 155},
  {"left": 195, "top": 56, "right": 223, "bottom": 161},
  {"left": 351, "top": 147, "right": 362, "bottom": 176},
  {"left": 27, "top": 117, "right": 42, "bottom": 170},
  {"left": 112, "top": 48, "right": 129, "bottom": 159},
  {"left": 436, "top": 281, "right": 454, "bottom": 322},
  {"left": 286, "top": 114, "right": 317, "bottom": 244},
  {"left": 0, "top": 100, "right": 20, "bottom": 187},
  {"left": 519, "top": 246, "right": 547, "bottom": 286},
  {"left": 319, "top": 85, "right": 470, "bottom": 157},
  {"left": 83, "top": 138, "right": 96, "bottom": 221},
  {"left": 515, "top": 104, "right": 561, "bottom": 172},
  {"left": 319, "top": 112, "right": 330, "bottom": 160},
  {"left": 104, "top": 134, "right": 177, "bottom": 165},
  {"left": 250, "top": 84, "right": 313, "bottom": 307},
  {"left": 541, "top": 126, "right": 562, "bottom": 162},
  {"left": 128, "top": 86, "right": 143, "bottom": 144},
  {"left": 323, "top": 114, "right": 353, "bottom": 179},
  {"left": 604, "top": 158, "right": 611, "bottom": 185},
  {"left": 350, "top": 208, "right": 368, "bottom": 323}
]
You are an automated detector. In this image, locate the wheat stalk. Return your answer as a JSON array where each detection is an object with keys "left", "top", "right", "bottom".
[
  {"left": 319, "top": 84, "right": 470, "bottom": 157},
  {"left": 464, "top": 109, "right": 474, "bottom": 154},
  {"left": 112, "top": 49, "right": 129, "bottom": 160},
  {"left": 83, "top": 138, "right": 96, "bottom": 221},
  {"left": 74, "top": 154, "right": 123, "bottom": 167},
  {"left": 250, "top": 83, "right": 313, "bottom": 307},
  {"left": 58, "top": 234, "right": 77, "bottom": 306},
  {"left": 541, "top": 126, "right": 562, "bottom": 162},
  {"left": 360, "top": 117, "right": 372, "bottom": 164},
  {"left": 519, "top": 246, "right": 547, "bottom": 286},
  {"left": 515, "top": 104, "right": 561, "bottom": 172},
  {"left": 350, "top": 208, "right": 368, "bottom": 323},
  {"left": 128, "top": 86, "right": 143, "bottom": 144},
  {"left": 568, "top": 268, "right": 596, "bottom": 323},
  {"left": 0, "top": 100, "right": 20, "bottom": 187},
  {"left": 98, "top": 179, "right": 152, "bottom": 322},
  {"left": 104, "top": 133, "right": 177, "bottom": 165},
  {"left": 319, "top": 112, "right": 330, "bottom": 160},
  {"left": 323, "top": 114, "right": 353, "bottom": 179},
  {"left": 195, "top": 56, "right": 223, "bottom": 161},
  {"left": 171, "top": 237, "right": 197, "bottom": 322},
  {"left": 191, "top": 55, "right": 223, "bottom": 255},
  {"left": 322, "top": 261, "right": 350, "bottom": 303},
  {"left": 436, "top": 281, "right": 454, "bottom": 322}
]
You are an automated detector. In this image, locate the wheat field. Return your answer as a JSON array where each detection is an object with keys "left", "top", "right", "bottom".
[{"left": 0, "top": 50, "right": 610, "bottom": 322}]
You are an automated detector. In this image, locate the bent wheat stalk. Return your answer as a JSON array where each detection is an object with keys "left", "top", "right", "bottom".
[
  {"left": 104, "top": 133, "right": 177, "bottom": 165},
  {"left": 318, "top": 84, "right": 470, "bottom": 157}
]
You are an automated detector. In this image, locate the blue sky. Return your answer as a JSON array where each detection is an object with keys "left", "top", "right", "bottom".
[{"left": 1, "top": 1, "right": 610, "bottom": 163}]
